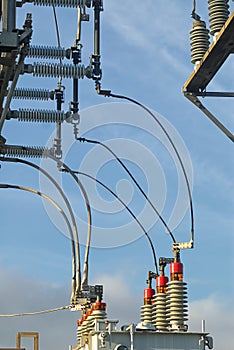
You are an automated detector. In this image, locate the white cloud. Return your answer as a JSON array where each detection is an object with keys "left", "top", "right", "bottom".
[
  {"left": 0, "top": 268, "right": 78, "bottom": 350},
  {"left": 194, "top": 158, "right": 234, "bottom": 204},
  {"left": 104, "top": 0, "right": 190, "bottom": 53},
  {"left": 189, "top": 296, "right": 234, "bottom": 350},
  {"left": 93, "top": 273, "right": 141, "bottom": 326},
  {"left": 1, "top": 268, "right": 233, "bottom": 350}
]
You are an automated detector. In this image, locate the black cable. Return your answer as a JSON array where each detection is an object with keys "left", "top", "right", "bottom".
[
  {"left": 0, "top": 156, "right": 79, "bottom": 304},
  {"left": 0, "top": 183, "right": 76, "bottom": 297},
  {"left": 52, "top": 4, "right": 63, "bottom": 85},
  {"left": 95, "top": 91, "right": 194, "bottom": 245},
  {"left": 62, "top": 168, "right": 159, "bottom": 275},
  {"left": 52, "top": 5, "right": 63, "bottom": 67},
  {"left": 77, "top": 137, "right": 176, "bottom": 244},
  {"left": 47, "top": 155, "right": 92, "bottom": 291}
]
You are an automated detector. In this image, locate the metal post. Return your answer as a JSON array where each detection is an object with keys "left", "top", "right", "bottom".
[
  {"left": 2, "top": 0, "right": 16, "bottom": 32},
  {"left": 93, "top": 0, "right": 102, "bottom": 80},
  {"left": 54, "top": 86, "right": 64, "bottom": 159}
]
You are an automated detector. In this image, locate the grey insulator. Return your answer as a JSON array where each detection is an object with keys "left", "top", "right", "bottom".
[
  {"left": 208, "top": 0, "right": 230, "bottom": 36},
  {"left": 32, "top": 0, "right": 91, "bottom": 8},
  {"left": 153, "top": 293, "right": 168, "bottom": 331},
  {"left": 29, "top": 45, "right": 70, "bottom": 59},
  {"left": 76, "top": 325, "right": 82, "bottom": 342},
  {"left": 18, "top": 109, "right": 65, "bottom": 123},
  {"left": 0, "top": 145, "right": 53, "bottom": 158},
  {"left": 13, "top": 88, "right": 52, "bottom": 100},
  {"left": 140, "top": 304, "right": 154, "bottom": 325},
  {"left": 190, "top": 20, "right": 210, "bottom": 64},
  {"left": 166, "top": 280, "right": 188, "bottom": 332},
  {"left": 32, "top": 63, "right": 87, "bottom": 79}
]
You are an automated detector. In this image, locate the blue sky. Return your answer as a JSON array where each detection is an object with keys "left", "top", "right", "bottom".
[{"left": 0, "top": 1, "right": 233, "bottom": 350}]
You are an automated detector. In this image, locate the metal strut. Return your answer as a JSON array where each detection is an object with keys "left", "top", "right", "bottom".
[
  {"left": 92, "top": 0, "right": 103, "bottom": 84},
  {"left": 0, "top": 13, "right": 33, "bottom": 134}
]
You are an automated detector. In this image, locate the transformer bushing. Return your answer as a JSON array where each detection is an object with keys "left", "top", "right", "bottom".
[
  {"left": 153, "top": 276, "right": 169, "bottom": 331},
  {"left": 208, "top": 0, "right": 230, "bottom": 36},
  {"left": 166, "top": 262, "right": 188, "bottom": 332},
  {"left": 190, "top": 20, "right": 210, "bottom": 64}
]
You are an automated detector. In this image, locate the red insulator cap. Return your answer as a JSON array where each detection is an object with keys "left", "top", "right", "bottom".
[
  {"left": 170, "top": 262, "right": 183, "bottom": 274},
  {"left": 86, "top": 308, "right": 92, "bottom": 316},
  {"left": 77, "top": 319, "right": 82, "bottom": 326},
  {"left": 92, "top": 302, "right": 106, "bottom": 311},
  {"left": 156, "top": 275, "right": 168, "bottom": 287},
  {"left": 144, "top": 288, "right": 155, "bottom": 300},
  {"left": 81, "top": 313, "right": 87, "bottom": 321}
]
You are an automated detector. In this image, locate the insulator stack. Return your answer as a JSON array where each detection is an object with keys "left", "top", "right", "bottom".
[
  {"left": 85, "top": 308, "right": 94, "bottom": 333},
  {"left": 76, "top": 319, "right": 83, "bottom": 342},
  {"left": 153, "top": 276, "right": 168, "bottom": 331},
  {"left": 80, "top": 312, "right": 89, "bottom": 335},
  {"left": 76, "top": 304, "right": 103, "bottom": 344},
  {"left": 31, "top": 0, "right": 91, "bottom": 8},
  {"left": 0, "top": 145, "right": 53, "bottom": 158},
  {"left": 13, "top": 88, "right": 52, "bottom": 100},
  {"left": 208, "top": 0, "right": 230, "bottom": 36},
  {"left": 76, "top": 312, "right": 88, "bottom": 341},
  {"left": 190, "top": 19, "right": 210, "bottom": 64},
  {"left": 138, "top": 288, "right": 155, "bottom": 330},
  {"left": 29, "top": 46, "right": 70, "bottom": 59},
  {"left": 25, "top": 63, "right": 88, "bottom": 79},
  {"left": 166, "top": 280, "right": 188, "bottom": 332},
  {"left": 90, "top": 301, "right": 107, "bottom": 323},
  {"left": 140, "top": 304, "right": 154, "bottom": 325},
  {"left": 166, "top": 262, "right": 188, "bottom": 332},
  {"left": 17, "top": 109, "right": 65, "bottom": 123}
]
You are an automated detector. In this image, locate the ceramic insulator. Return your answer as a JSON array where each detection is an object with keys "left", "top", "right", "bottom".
[
  {"left": 208, "top": 0, "right": 230, "bottom": 36},
  {"left": 166, "top": 280, "right": 188, "bottom": 332}
]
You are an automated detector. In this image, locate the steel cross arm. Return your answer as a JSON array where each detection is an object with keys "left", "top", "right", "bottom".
[
  {"left": 184, "top": 92, "right": 234, "bottom": 143},
  {"left": 195, "top": 91, "right": 234, "bottom": 98}
]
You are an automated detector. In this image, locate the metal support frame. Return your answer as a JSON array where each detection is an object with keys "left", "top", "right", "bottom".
[
  {"left": 2, "top": 0, "right": 16, "bottom": 32},
  {"left": 16, "top": 332, "right": 39, "bottom": 350},
  {"left": 0, "top": 7, "right": 33, "bottom": 134},
  {"left": 184, "top": 92, "right": 234, "bottom": 142},
  {"left": 183, "top": 12, "right": 234, "bottom": 142},
  {"left": 92, "top": 0, "right": 103, "bottom": 82}
]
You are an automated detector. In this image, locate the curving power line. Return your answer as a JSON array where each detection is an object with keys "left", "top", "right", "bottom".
[
  {"left": 0, "top": 156, "right": 80, "bottom": 304},
  {"left": 96, "top": 90, "right": 194, "bottom": 245},
  {"left": 0, "top": 305, "right": 70, "bottom": 317},
  {"left": 62, "top": 168, "right": 159, "bottom": 275},
  {"left": 0, "top": 183, "right": 76, "bottom": 301},
  {"left": 47, "top": 155, "right": 92, "bottom": 292},
  {"left": 52, "top": 4, "right": 63, "bottom": 79},
  {"left": 77, "top": 137, "right": 176, "bottom": 244}
]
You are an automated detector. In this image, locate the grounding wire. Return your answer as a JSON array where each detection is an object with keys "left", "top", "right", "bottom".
[
  {"left": 0, "top": 305, "right": 70, "bottom": 317},
  {"left": 0, "top": 184, "right": 76, "bottom": 300},
  {"left": 0, "top": 156, "right": 80, "bottom": 304},
  {"left": 77, "top": 137, "right": 176, "bottom": 244},
  {"left": 63, "top": 168, "right": 159, "bottom": 275},
  {"left": 76, "top": 6, "right": 82, "bottom": 43},
  {"left": 97, "top": 91, "right": 194, "bottom": 245},
  {"left": 52, "top": 5, "right": 63, "bottom": 69},
  {"left": 47, "top": 155, "right": 92, "bottom": 292}
]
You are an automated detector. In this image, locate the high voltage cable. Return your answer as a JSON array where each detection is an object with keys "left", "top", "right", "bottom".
[
  {"left": 96, "top": 90, "right": 194, "bottom": 245},
  {"left": 62, "top": 168, "right": 159, "bottom": 275},
  {"left": 52, "top": 5, "right": 63, "bottom": 83},
  {"left": 0, "top": 156, "right": 79, "bottom": 304},
  {"left": 77, "top": 137, "right": 177, "bottom": 244},
  {"left": 47, "top": 155, "right": 92, "bottom": 291},
  {"left": 0, "top": 183, "right": 76, "bottom": 300},
  {"left": 0, "top": 305, "right": 70, "bottom": 317}
]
